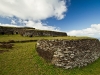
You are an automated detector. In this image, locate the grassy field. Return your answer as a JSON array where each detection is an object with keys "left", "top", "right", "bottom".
[
  {"left": 0, "top": 35, "right": 100, "bottom": 75},
  {"left": 0, "top": 34, "right": 96, "bottom": 42}
]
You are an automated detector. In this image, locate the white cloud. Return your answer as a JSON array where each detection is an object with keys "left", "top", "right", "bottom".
[
  {"left": 25, "top": 20, "right": 59, "bottom": 31},
  {"left": 11, "top": 20, "right": 16, "bottom": 24},
  {"left": 67, "top": 24, "right": 100, "bottom": 37},
  {"left": 0, "top": 0, "right": 68, "bottom": 31},
  {"left": 0, "top": 23, "right": 20, "bottom": 27},
  {"left": 0, "top": 21, "right": 60, "bottom": 31},
  {"left": 0, "top": 0, "right": 67, "bottom": 20}
]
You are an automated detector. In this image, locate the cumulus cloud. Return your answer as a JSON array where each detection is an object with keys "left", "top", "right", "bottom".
[
  {"left": 0, "top": 0, "right": 67, "bottom": 20},
  {"left": 67, "top": 24, "right": 100, "bottom": 37},
  {"left": 0, "top": 0, "right": 68, "bottom": 30},
  {"left": 24, "top": 20, "right": 59, "bottom": 31}
]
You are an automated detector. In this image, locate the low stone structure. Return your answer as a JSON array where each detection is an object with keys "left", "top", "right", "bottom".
[
  {"left": 36, "top": 39, "right": 100, "bottom": 69},
  {"left": 0, "top": 26, "right": 67, "bottom": 37},
  {"left": 22, "top": 30, "right": 67, "bottom": 37},
  {"left": 0, "top": 26, "right": 29, "bottom": 35}
]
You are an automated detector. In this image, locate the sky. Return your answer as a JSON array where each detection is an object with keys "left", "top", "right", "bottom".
[{"left": 0, "top": 0, "right": 100, "bottom": 38}]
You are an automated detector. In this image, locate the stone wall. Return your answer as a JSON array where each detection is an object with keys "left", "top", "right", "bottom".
[
  {"left": 0, "top": 26, "right": 14, "bottom": 35},
  {"left": 36, "top": 39, "right": 100, "bottom": 69},
  {"left": 22, "top": 30, "right": 67, "bottom": 37},
  {"left": 0, "top": 26, "right": 30, "bottom": 35},
  {"left": 0, "top": 26, "right": 67, "bottom": 37}
]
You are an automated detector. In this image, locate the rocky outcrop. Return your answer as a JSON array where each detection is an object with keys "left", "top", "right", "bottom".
[{"left": 36, "top": 39, "right": 100, "bottom": 69}]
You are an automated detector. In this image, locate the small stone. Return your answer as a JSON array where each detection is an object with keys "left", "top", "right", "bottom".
[
  {"left": 60, "top": 55, "right": 64, "bottom": 57},
  {"left": 87, "top": 50, "right": 90, "bottom": 52},
  {"left": 57, "top": 48, "right": 62, "bottom": 51},
  {"left": 65, "top": 66, "right": 72, "bottom": 69},
  {"left": 71, "top": 54, "right": 74, "bottom": 56},
  {"left": 63, "top": 51, "right": 69, "bottom": 53},
  {"left": 56, "top": 63, "right": 62, "bottom": 67},
  {"left": 57, "top": 52, "right": 64, "bottom": 56},
  {"left": 37, "top": 42, "right": 40, "bottom": 46},
  {"left": 53, "top": 54, "right": 59, "bottom": 57},
  {"left": 64, "top": 58, "right": 68, "bottom": 60},
  {"left": 67, "top": 47, "right": 71, "bottom": 49},
  {"left": 94, "top": 56, "right": 99, "bottom": 60},
  {"left": 54, "top": 51, "right": 58, "bottom": 54}
]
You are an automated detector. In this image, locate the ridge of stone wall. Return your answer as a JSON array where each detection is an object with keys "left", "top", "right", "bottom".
[
  {"left": 0, "top": 26, "right": 29, "bottom": 35},
  {"left": 36, "top": 39, "right": 100, "bottom": 69},
  {"left": 21, "top": 30, "right": 67, "bottom": 37},
  {"left": 0, "top": 26, "right": 67, "bottom": 37}
]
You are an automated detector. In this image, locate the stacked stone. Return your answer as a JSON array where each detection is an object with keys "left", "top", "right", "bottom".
[
  {"left": 22, "top": 30, "right": 67, "bottom": 37},
  {"left": 36, "top": 39, "right": 100, "bottom": 69},
  {"left": 0, "top": 26, "right": 67, "bottom": 36}
]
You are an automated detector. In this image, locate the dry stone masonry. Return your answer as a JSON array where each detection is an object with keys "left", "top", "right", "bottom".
[
  {"left": 0, "top": 26, "right": 67, "bottom": 37},
  {"left": 36, "top": 39, "right": 100, "bottom": 69},
  {"left": 22, "top": 30, "right": 67, "bottom": 37},
  {"left": 0, "top": 26, "right": 35, "bottom": 35}
]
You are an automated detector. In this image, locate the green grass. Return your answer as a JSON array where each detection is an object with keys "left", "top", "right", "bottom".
[
  {"left": 0, "top": 35, "right": 100, "bottom": 75},
  {"left": 0, "top": 34, "right": 96, "bottom": 42}
]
